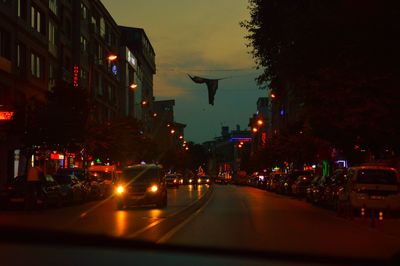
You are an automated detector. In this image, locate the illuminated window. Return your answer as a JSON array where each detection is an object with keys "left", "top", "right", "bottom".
[
  {"left": 100, "top": 17, "right": 105, "bottom": 38},
  {"left": 80, "top": 35, "right": 87, "bottom": 52},
  {"left": 49, "top": 21, "right": 56, "bottom": 46},
  {"left": 31, "top": 52, "right": 43, "bottom": 78},
  {"left": 31, "top": 5, "right": 45, "bottom": 35},
  {"left": 49, "top": 0, "right": 57, "bottom": 15},
  {"left": 80, "top": 2, "right": 87, "bottom": 20},
  {"left": 17, "top": 0, "right": 27, "bottom": 20}
]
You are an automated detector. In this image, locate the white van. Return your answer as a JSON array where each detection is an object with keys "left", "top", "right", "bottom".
[
  {"left": 341, "top": 165, "right": 400, "bottom": 211},
  {"left": 88, "top": 165, "right": 117, "bottom": 195}
]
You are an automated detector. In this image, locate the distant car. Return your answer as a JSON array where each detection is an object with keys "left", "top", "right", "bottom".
[
  {"left": 280, "top": 170, "right": 313, "bottom": 195},
  {"left": 266, "top": 172, "right": 282, "bottom": 191},
  {"left": 214, "top": 175, "right": 228, "bottom": 185},
  {"left": 338, "top": 166, "right": 400, "bottom": 213},
  {"left": 115, "top": 164, "right": 167, "bottom": 209},
  {"left": 166, "top": 174, "right": 179, "bottom": 188},
  {"left": 198, "top": 176, "right": 211, "bottom": 185},
  {"left": 321, "top": 169, "right": 347, "bottom": 209},
  {"left": 0, "top": 174, "right": 63, "bottom": 209},
  {"left": 291, "top": 175, "right": 312, "bottom": 197}
]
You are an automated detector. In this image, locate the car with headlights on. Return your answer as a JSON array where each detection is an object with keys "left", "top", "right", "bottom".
[
  {"left": 166, "top": 174, "right": 180, "bottom": 188},
  {"left": 115, "top": 164, "right": 167, "bottom": 209}
]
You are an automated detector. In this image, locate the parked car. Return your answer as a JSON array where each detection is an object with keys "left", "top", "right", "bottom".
[
  {"left": 321, "top": 169, "right": 347, "bottom": 209},
  {"left": 337, "top": 165, "right": 400, "bottom": 213},
  {"left": 215, "top": 173, "right": 228, "bottom": 185},
  {"left": 57, "top": 168, "right": 94, "bottom": 199},
  {"left": 266, "top": 172, "right": 282, "bottom": 191},
  {"left": 54, "top": 174, "right": 86, "bottom": 204},
  {"left": 291, "top": 175, "right": 312, "bottom": 197},
  {"left": 166, "top": 174, "right": 180, "bottom": 188},
  {"left": 306, "top": 175, "right": 324, "bottom": 204},
  {"left": 281, "top": 170, "right": 313, "bottom": 195},
  {"left": 0, "top": 174, "right": 63, "bottom": 209},
  {"left": 87, "top": 172, "right": 107, "bottom": 199},
  {"left": 114, "top": 164, "right": 167, "bottom": 209}
]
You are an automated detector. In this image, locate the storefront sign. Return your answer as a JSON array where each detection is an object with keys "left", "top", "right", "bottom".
[
  {"left": 73, "top": 65, "right": 79, "bottom": 87},
  {"left": 126, "top": 48, "right": 137, "bottom": 69},
  {"left": 0, "top": 111, "right": 14, "bottom": 121},
  {"left": 50, "top": 153, "right": 64, "bottom": 160}
]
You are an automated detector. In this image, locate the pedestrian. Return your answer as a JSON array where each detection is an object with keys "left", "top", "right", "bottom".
[{"left": 26, "top": 164, "right": 44, "bottom": 210}]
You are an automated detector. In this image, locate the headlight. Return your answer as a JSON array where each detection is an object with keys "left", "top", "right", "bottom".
[
  {"left": 198, "top": 179, "right": 201, "bottom": 183},
  {"left": 116, "top": 185, "right": 124, "bottom": 194},
  {"left": 206, "top": 179, "right": 210, "bottom": 183},
  {"left": 149, "top": 185, "right": 158, "bottom": 192},
  {"left": 189, "top": 179, "right": 192, "bottom": 183}
]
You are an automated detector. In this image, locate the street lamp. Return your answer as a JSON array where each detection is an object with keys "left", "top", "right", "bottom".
[
  {"left": 170, "top": 129, "right": 175, "bottom": 134},
  {"left": 257, "top": 119, "right": 263, "bottom": 126},
  {"left": 129, "top": 83, "right": 138, "bottom": 89},
  {"left": 252, "top": 127, "right": 258, "bottom": 133},
  {"left": 107, "top": 54, "right": 118, "bottom": 61}
]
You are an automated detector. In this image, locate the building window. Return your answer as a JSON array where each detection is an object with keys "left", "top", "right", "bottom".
[
  {"left": 0, "top": 29, "right": 11, "bottom": 60},
  {"left": 80, "top": 2, "right": 87, "bottom": 20},
  {"left": 80, "top": 35, "right": 87, "bottom": 52},
  {"left": 31, "top": 5, "right": 45, "bottom": 35},
  {"left": 98, "top": 76, "right": 103, "bottom": 96},
  {"left": 49, "top": 21, "right": 56, "bottom": 46},
  {"left": 49, "top": 0, "right": 57, "bottom": 15},
  {"left": 31, "top": 52, "right": 43, "bottom": 78},
  {"left": 79, "top": 68, "right": 87, "bottom": 81},
  {"left": 16, "top": 43, "right": 26, "bottom": 69},
  {"left": 99, "top": 17, "right": 105, "bottom": 38},
  {"left": 49, "top": 64, "right": 55, "bottom": 90},
  {"left": 17, "top": 0, "right": 27, "bottom": 20}
]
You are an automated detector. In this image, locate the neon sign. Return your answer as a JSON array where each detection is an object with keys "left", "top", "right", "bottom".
[
  {"left": 0, "top": 111, "right": 14, "bottom": 121},
  {"left": 73, "top": 65, "right": 79, "bottom": 87}
]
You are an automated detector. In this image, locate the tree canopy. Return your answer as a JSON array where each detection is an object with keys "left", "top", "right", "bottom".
[{"left": 242, "top": 0, "right": 400, "bottom": 161}]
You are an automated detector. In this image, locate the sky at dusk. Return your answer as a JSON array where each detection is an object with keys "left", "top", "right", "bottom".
[{"left": 101, "top": 0, "right": 266, "bottom": 143}]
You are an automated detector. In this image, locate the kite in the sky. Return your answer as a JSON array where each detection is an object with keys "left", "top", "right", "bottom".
[{"left": 188, "top": 74, "right": 224, "bottom": 105}]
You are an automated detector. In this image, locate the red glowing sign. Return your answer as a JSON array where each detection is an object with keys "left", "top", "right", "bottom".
[
  {"left": 73, "top": 65, "right": 79, "bottom": 87},
  {"left": 261, "top": 132, "right": 267, "bottom": 146},
  {"left": 50, "top": 153, "right": 64, "bottom": 160},
  {"left": 0, "top": 111, "right": 14, "bottom": 121}
]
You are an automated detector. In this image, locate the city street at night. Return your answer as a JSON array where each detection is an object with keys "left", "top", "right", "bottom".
[
  {"left": 1, "top": 184, "right": 400, "bottom": 261},
  {"left": 0, "top": 185, "right": 210, "bottom": 242}
]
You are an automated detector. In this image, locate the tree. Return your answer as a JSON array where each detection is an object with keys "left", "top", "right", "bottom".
[{"left": 242, "top": 0, "right": 400, "bottom": 161}]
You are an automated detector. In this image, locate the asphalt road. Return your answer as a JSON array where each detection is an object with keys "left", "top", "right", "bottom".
[
  {"left": 0, "top": 184, "right": 209, "bottom": 240},
  {"left": 165, "top": 185, "right": 400, "bottom": 260},
  {"left": 2, "top": 184, "right": 400, "bottom": 261}
]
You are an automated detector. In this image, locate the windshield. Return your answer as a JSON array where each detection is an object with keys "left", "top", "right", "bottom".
[
  {"left": 357, "top": 170, "right": 398, "bottom": 185},
  {"left": 121, "top": 168, "right": 161, "bottom": 183},
  {"left": 1, "top": 0, "right": 400, "bottom": 264}
]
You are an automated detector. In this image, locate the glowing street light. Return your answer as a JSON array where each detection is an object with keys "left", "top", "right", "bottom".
[
  {"left": 257, "top": 119, "right": 263, "bottom": 126},
  {"left": 179, "top": 135, "right": 183, "bottom": 139},
  {"left": 270, "top": 93, "right": 276, "bottom": 99},
  {"left": 107, "top": 54, "right": 118, "bottom": 61},
  {"left": 252, "top": 127, "right": 258, "bottom": 133},
  {"left": 129, "top": 83, "right": 138, "bottom": 89},
  {"left": 170, "top": 129, "right": 175, "bottom": 134}
]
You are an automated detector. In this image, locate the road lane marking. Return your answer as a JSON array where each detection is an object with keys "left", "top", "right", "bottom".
[
  {"left": 125, "top": 219, "right": 165, "bottom": 239},
  {"left": 156, "top": 190, "right": 214, "bottom": 244}
]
